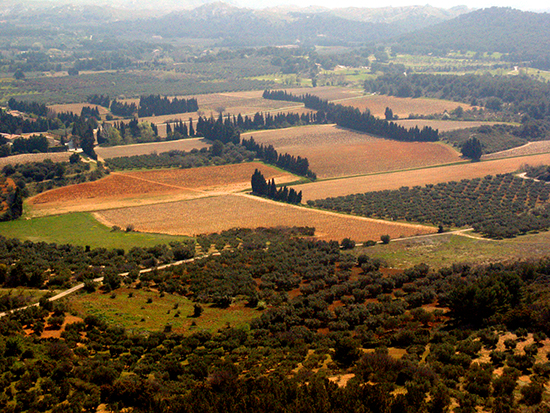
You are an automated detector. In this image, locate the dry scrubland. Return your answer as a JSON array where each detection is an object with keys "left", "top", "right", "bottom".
[
  {"left": 243, "top": 124, "right": 461, "bottom": 178},
  {"left": 27, "top": 162, "right": 293, "bottom": 216},
  {"left": 95, "top": 193, "right": 436, "bottom": 241},
  {"left": 95, "top": 138, "right": 211, "bottom": 159},
  {"left": 340, "top": 95, "right": 474, "bottom": 118},
  {"left": 295, "top": 152, "right": 550, "bottom": 201},
  {"left": 0, "top": 152, "right": 72, "bottom": 167}
]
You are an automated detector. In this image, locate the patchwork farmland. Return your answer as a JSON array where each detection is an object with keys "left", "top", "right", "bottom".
[
  {"left": 94, "top": 193, "right": 436, "bottom": 241},
  {"left": 27, "top": 162, "right": 294, "bottom": 216},
  {"left": 243, "top": 124, "right": 461, "bottom": 178},
  {"left": 293, "top": 152, "right": 550, "bottom": 202},
  {"left": 338, "top": 94, "right": 475, "bottom": 118}
]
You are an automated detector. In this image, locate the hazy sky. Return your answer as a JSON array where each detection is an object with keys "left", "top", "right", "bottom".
[
  {"left": 252, "top": 0, "right": 549, "bottom": 11},
  {"left": 40, "top": 0, "right": 550, "bottom": 12}
]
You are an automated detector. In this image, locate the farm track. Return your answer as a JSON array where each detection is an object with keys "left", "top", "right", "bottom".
[{"left": 0, "top": 253, "right": 221, "bottom": 319}]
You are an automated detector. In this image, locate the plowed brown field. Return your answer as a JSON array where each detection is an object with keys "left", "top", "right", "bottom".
[
  {"left": 0, "top": 152, "right": 72, "bottom": 167},
  {"left": 49, "top": 103, "right": 110, "bottom": 117},
  {"left": 28, "top": 163, "right": 294, "bottom": 216},
  {"left": 294, "top": 152, "right": 550, "bottom": 202},
  {"left": 282, "top": 86, "right": 364, "bottom": 101},
  {"left": 340, "top": 95, "right": 475, "bottom": 118},
  {"left": 396, "top": 120, "right": 505, "bottom": 133},
  {"left": 95, "top": 193, "right": 436, "bottom": 241},
  {"left": 243, "top": 124, "right": 461, "bottom": 178}
]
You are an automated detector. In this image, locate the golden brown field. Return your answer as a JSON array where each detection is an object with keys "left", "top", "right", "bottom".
[
  {"left": 95, "top": 193, "right": 436, "bottom": 241},
  {"left": 395, "top": 120, "right": 505, "bottom": 133},
  {"left": 294, "top": 152, "right": 550, "bottom": 202},
  {"left": 95, "top": 138, "right": 211, "bottom": 159},
  {"left": 340, "top": 95, "right": 475, "bottom": 118},
  {"left": 243, "top": 125, "right": 461, "bottom": 178},
  {"left": 48, "top": 103, "right": 110, "bottom": 117},
  {"left": 0, "top": 152, "right": 72, "bottom": 167},
  {"left": 281, "top": 86, "right": 364, "bottom": 101},
  {"left": 27, "top": 162, "right": 294, "bottom": 216}
]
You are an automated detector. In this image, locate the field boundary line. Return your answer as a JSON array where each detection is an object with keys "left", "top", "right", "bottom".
[
  {"left": 112, "top": 172, "right": 207, "bottom": 194},
  {"left": 234, "top": 193, "right": 436, "bottom": 232}
]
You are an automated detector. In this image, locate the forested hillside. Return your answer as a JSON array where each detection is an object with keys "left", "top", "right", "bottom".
[{"left": 390, "top": 7, "right": 550, "bottom": 69}]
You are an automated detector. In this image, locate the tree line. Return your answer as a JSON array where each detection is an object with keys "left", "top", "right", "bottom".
[
  {"left": 364, "top": 73, "right": 550, "bottom": 142},
  {"left": 263, "top": 90, "right": 440, "bottom": 142},
  {"left": 242, "top": 136, "right": 316, "bottom": 179},
  {"left": 138, "top": 95, "right": 198, "bottom": 117},
  {"left": 90, "top": 94, "right": 199, "bottom": 118},
  {"left": 7, "top": 98, "right": 49, "bottom": 117},
  {"left": 251, "top": 169, "right": 302, "bottom": 204}
]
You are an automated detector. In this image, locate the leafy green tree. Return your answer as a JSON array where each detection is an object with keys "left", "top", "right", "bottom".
[
  {"left": 461, "top": 137, "right": 482, "bottom": 161},
  {"left": 13, "top": 69, "right": 25, "bottom": 80}
]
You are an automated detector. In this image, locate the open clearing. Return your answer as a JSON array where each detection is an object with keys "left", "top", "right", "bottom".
[
  {"left": 0, "top": 212, "right": 189, "bottom": 249},
  {"left": 48, "top": 102, "right": 111, "bottom": 117},
  {"left": 95, "top": 138, "right": 211, "bottom": 159},
  {"left": 70, "top": 288, "right": 258, "bottom": 334},
  {"left": 0, "top": 152, "right": 72, "bottom": 167},
  {"left": 396, "top": 119, "right": 505, "bottom": 133},
  {"left": 295, "top": 152, "right": 550, "bottom": 202},
  {"left": 27, "top": 162, "right": 294, "bottom": 216},
  {"left": 482, "top": 140, "right": 550, "bottom": 160},
  {"left": 95, "top": 193, "right": 436, "bottom": 242},
  {"left": 339, "top": 95, "right": 475, "bottom": 118},
  {"left": 243, "top": 124, "right": 461, "bottom": 178},
  {"left": 364, "top": 230, "right": 550, "bottom": 269}
]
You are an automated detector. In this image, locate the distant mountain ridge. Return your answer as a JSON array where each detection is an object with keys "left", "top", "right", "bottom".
[
  {"left": 389, "top": 7, "right": 550, "bottom": 69},
  {"left": 107, "top": 2, "right": 470, "bottom": 46}
]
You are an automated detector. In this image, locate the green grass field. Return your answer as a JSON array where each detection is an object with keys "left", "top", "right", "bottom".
[
  {"left": 358, "top": 230, "right": 550, "bottom": 269},
  {"left": 0, "top": 212, "right": 190, "bottom": 250},
  {"left": 69, "top": 288, "right": 259, "bottom": 334}
]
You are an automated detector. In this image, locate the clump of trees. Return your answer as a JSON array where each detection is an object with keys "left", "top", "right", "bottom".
[
  {"left": 251, "top": 169, "right": 302, "bottom": 204},
  {"left": 242, "top": 137, "right": 316, "bottom": 179},
  {"left": 524, "top": 164, "right": 550, "bottom": 182},
  {"left": 138, "top": 95, "right": 198, "bottom": 117},
  {"left": 461, "top": 136, "right": 482, "bottom": 160}
]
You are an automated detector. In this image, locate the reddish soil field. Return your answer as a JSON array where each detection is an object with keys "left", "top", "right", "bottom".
[
  {"left": 28, "top": 162, "right": 294, "bottom": 216},
  {"left": 294, "top": 152, "right": 550, "bottom": 202},
  {"left": 243, "top": 124, "right": 461, "bottom": 178},
  {"left": 95, "top": 193, "right": 436, "bottom": 242},
  {"left": 95, "top": 138, "right": 211, "bottom": 159},
  {"left": 340, "top": 95, "right": 475, "bottom": 118}
]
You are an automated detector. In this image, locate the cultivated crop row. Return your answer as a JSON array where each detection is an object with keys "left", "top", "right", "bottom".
[{"left": 309, "top": 174, "right": 550, "bottom": 238}]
